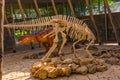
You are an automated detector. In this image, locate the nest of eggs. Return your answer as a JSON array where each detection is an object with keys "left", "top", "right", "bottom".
[{"left": 32, "top": 58, "right": 107, "bottom": 80}]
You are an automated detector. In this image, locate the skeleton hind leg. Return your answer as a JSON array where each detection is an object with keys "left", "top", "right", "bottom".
[
  {"left": 58, "top": 31, "right": 67, "bottom": 60},
  {"left": 72, "top": 40, "right": 81, "bottom": 58},
  {"left": 72, "top": 34, "right": 85, "bottom": 58},
  {"left": 86, "top": 39, "right": 95, "bottom": 60}
]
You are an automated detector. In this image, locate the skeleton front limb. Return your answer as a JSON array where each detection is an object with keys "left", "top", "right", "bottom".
[
  {"left": 41, "top": 23, "right": 59, "bottom": 62},
  {"left": 41, "top": 34, "right": 58, "bottom": 62},
  {"left": 43, "top": 30, "right": 55, "bottom": 38}
]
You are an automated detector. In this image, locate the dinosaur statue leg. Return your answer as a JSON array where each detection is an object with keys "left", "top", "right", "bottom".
[
  {"left": 58, "top": 31, "right": 67, "bottom": 60},
  {"left": 43, "top": 42, "right": 49, "bottom": 53},
  {"left": 48, "top": 36, "right": 54, "bottom": 46},
  {"left": 30, "top": 42, "right": 34, "bottom": 49},
  {"left": 41, "top": 36, "right": 58, "bottom": 62},
  {"left": 38, "top": 42, "right": 41, "bottom": 48},
  {"left": 48, "top": 34, "right": 60, "bottom": 54},
  {"left": 86, "top": 39, "right": 95, "bottom": 60}
]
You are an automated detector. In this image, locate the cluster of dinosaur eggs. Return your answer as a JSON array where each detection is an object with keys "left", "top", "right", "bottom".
[{"left": 32, "top": 58, "right": 107, "bottom": 80}]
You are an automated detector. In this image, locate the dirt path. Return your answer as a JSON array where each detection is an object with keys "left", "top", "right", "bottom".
[{"left": 2, "top": 44, "right": 120, "bottom": 80}]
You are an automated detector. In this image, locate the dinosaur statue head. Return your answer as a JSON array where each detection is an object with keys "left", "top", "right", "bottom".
[{"left": 18, "top": 35, "right": 36, "bottom": 45}]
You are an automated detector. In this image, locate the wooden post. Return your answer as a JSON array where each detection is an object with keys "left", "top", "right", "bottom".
[
  {"left": 0, "top": 0, "right": 5, "bottom": 79},
  {"left": 104, "top": 0, "right": 119, "bottom": 43},
  {"left": 4, "top": 14, "right": 16, "bottom": 52},
  {"left": 10, "top": 2, "right": 16, "bottom": 52},
  {"left": 33, "top": 0, "right": 41, "bottom": 17},
  {"left": 51, "top": 0, "right": 58, "bottom": 15},
  {"left": 17, "top": 0, "right": 25, "bottom": 21},
  {"left": 67, "top": 0, "right": 76, "bottom": 16},
  {"left": 85, "top": 0, "right": 101, "bottom": 43}
]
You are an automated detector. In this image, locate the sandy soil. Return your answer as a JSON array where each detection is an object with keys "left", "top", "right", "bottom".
[{"left": 2, "top": 44, "right": 120, "bottom": 80}]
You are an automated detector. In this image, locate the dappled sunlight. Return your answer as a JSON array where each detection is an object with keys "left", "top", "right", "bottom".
[
  {"left": 3, "top": 71, "right": 31, "bottom": 80},
  {"left": 2, "top": 48, "right": 41, "bottom": 80}
]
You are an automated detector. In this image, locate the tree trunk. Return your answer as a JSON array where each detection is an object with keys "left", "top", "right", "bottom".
[{"left": 0, "top": 0, "right": 5, "bottom": 79}]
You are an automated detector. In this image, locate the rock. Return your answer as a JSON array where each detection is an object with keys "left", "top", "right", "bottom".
[
  {"left": 63, "top": 66, "right": 71, "bottom": 76},
  {"left": 96, "top": 59, "right": 105, "bottom": 64},
  {"left": 88, "top": 46, "right": 98, "bottom": 50},
  {"left": 79, "top": 58, "right": 93, "bottom": 66},
  {"left": 52, "top": 58, "right": 63, "bottom": 64},
  {"left": 57, "top": 64, "right": 71, "bottom": 76},
  {"left": 32, "top": 68, "right": 37, "bottom": 74},
  {"left": 30, "top": 54, "right": 38, "bottom": 59},
  {"left": 118, "top": 61, "right": 120, "bottom": 65},
  {"left": 33, "top": 66, "right": 46, "bottom": 78},
  {"left": 96, "top": 64, "right": 107, "bottom": 72},
  {"left": 68, "top": 63, "right": 79, "bottom": 71},
  {"left": 111, "top": 52, "right": 118, "bottom": 57},
  {"left": 56, "top": 67, "right": 64, "bottom": 76},
  {"left": 116, "top": 53, "right": 120, "bottom": 59},
  {"left": 48, "top": 61, "right": 57, "bottom": 67},
  {"left": 100, "top": 53, "right": 111, "bottom": 58},
  {"left": 47, "top": 67, "right": 58, "bottom": 78},
  {"left": 75, "top": 66, "right": 88, "bottom": 75},
  {"left": 87, "top": 64, "right": 96, "bottom": 74},
  {"left": 73, "top": 58, "right": 80, "bottom": 65},
  {"left": 105, "top": 57, "right": 119, "bottom": 65},
  {"left": 101, "top": 50, "right": 107, "bottom": 54},
  {"left": 93, "top": 51, "right": 101, "bottom": 56},
  {"left": 32, "top": 62, "right": 46, "bottom": 74},
  {"left": 63, "top": 58, "right": 73, "bottom": 64},
  {"left": 38, "top": 69, "right": 48, "bottom": 79}
]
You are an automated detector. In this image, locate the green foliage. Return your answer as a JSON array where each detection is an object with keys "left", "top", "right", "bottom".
[
  {"left": 5, "top": 0, "right": 115, "bottom": 19},
  {"left": 90, "top": 0, "right": 114, "bottom": 5},
  {"left": 48, "top": 6, "right": 55, "bottom": 16}
]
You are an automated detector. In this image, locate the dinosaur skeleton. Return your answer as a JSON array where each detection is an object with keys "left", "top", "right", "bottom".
[{"left": 4, "top": 15, "right": 96, "bottom": 62}]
